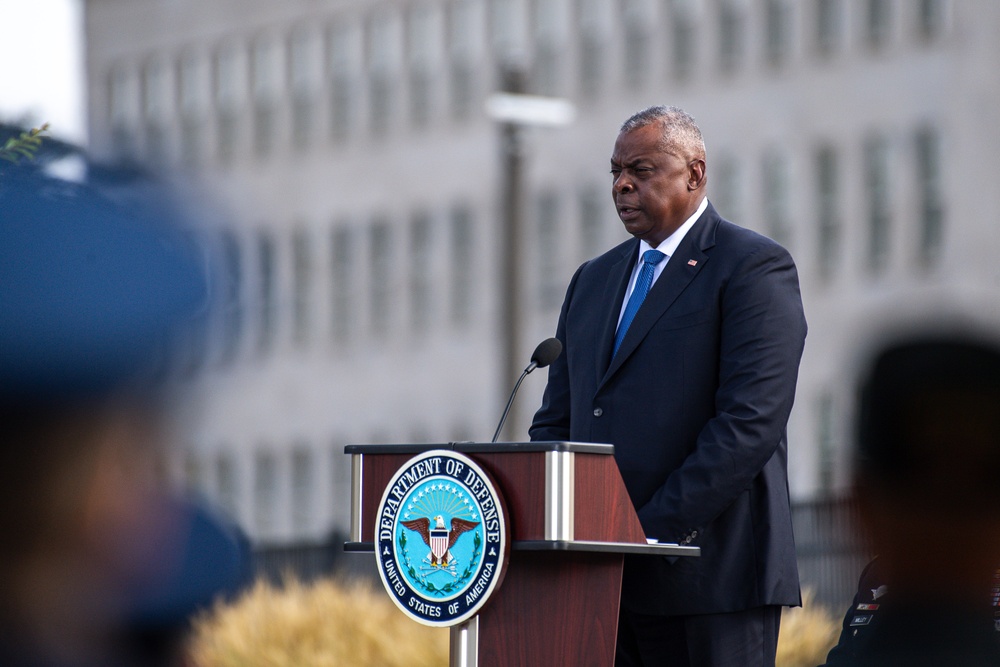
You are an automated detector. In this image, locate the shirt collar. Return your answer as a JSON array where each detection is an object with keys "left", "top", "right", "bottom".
[{"left": 639, "top": 195, "right": 708, "bottom": 259}]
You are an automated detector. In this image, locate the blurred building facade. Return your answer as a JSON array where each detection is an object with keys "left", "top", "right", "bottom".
[{"left": 83, "top": 0, "right": 1000, "bottom": 547}]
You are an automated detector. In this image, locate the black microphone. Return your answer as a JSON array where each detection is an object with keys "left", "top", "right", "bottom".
[{"left": 492, "top": 337, "right": 563, "bottom": 443}]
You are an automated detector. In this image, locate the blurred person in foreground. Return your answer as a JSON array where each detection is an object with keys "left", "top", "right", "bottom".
[
  {"left": 0, "top": 167, "right": 248, "bottom": 666},
  {"left": 821, "top": 329, "right": 1000, "bottom": 666}
]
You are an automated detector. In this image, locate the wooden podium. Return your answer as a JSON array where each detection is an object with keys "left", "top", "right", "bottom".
[{"left": 345, "top": 442, "right": 699, "bottom": 667}]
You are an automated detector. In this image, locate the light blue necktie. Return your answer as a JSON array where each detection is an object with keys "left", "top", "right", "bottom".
[{"left": 613, "top": 249, "right": 666, "bottom": 356}]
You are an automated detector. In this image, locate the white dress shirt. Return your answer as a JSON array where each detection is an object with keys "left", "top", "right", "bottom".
[{"left": 617, "top": 196, "right": 708, "bottom": 327}]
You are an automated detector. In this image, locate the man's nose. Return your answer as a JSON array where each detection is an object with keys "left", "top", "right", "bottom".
[{"left": 614, "top": 174, "right": 634, "bottom": 194}]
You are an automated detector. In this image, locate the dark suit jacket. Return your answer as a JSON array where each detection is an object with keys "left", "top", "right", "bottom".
[{"left": 530, "top": 203, "right": 807, "bottom": 615}]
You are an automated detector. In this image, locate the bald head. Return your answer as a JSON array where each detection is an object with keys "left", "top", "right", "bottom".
[{"left": 620, "top": 106, "right": 706, "bottom": 163}]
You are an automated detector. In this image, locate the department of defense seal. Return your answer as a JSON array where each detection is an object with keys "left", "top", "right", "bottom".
[{"left": 374, "top": 450, "right": 509, "bottom": 627}]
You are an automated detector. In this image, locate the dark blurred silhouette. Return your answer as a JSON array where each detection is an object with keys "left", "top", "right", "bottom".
[
  {"left": 821, "top": 330, "right": 1000, "bottom": 666},
  {"left": 0, "top": 165, "right": 249, "bottom": 666}
]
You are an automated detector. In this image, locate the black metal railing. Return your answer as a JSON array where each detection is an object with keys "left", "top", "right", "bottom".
[{"left": 791, "top": 496, "right": 869, "bottom": 610}]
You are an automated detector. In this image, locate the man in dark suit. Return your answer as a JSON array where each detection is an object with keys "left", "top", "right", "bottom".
[{"left": 530, "top": 106, "right": 807, "bottom": 667}]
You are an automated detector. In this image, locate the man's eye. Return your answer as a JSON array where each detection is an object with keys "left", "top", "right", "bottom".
[{"left": 610, "top": 169, "right": 621, "bottom": 176}]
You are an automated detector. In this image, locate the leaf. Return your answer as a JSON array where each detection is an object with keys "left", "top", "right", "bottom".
[{"left": 0, "top": 123, "right": 49, "bottom": 164}]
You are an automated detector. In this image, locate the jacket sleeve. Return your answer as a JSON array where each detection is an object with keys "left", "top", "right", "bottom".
[
  {"left": 635, "top": 242, "right": 807, "bottom": 540},
  {"left": 528, "top": 263, "right": 585, "bottom": 443}
]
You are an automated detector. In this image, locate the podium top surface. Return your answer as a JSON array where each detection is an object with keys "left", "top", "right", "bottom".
[{"left": 344, "top": 441, "right": 615, "bottom": 455}]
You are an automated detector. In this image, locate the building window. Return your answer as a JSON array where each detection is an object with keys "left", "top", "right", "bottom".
[
  {"left": 447, "top": 0, "right": 480, "bottom": 120},
  {"left": 532, "top": 0, "right": 563, "bottom": 95},
  {"left": 252, "top": 36, "right": 281, "bottom": 158},
  {"left": 214, "top": 44, "right": 242, "bottom": 164},
  {"left": 254, "top": 450, "right": 278, "bottom": 535},
  {"left": 764, "top": 0, "right": 791, "bottom": 67},
  {"left": 408, "top": 66, "right": 433, "bottom": 131},
  {"left": 257, "top": 231, "right": 277, "bottom": 352},
  {"left": 815, "top": 145, "right": 839, "bottom": 282},
  {"left": 370, "top": 220, "right": 392, "bottom": 334},
  {"left": 367, "top": 15, "right": 398, "bottom": 137},
  {"left": 330, "top": 438, "right": 353, "bottom": 528},
  {"left": 331, "top": 224, "right": 353, "bottom": 343},
  {"left": 669, "top": 0, "right": 697, "bottom": 81},
  {"left": 290, "top": 446, "right": 313, "bottom": 534},
  {"left": 108, "top": 64, "right": 137, "bottom": 158},
  {"left": 410, "top": 212, "right": 433, "bottom": 333},
  {"left": 407, "top": 5, "right": 439, "bottom": 129},
  {"left": 216, "top": 111, "right": 238, "bottom": 164},
  {"left": 623, "top": 0, "right": 652, "bottom": 90},
  {"left": 175, "top": 233, "right": 210, "bottom": 376},
  {"left": 215, "top": 453, "right": 239, "bottom": 522},
  {"left": 578, "top": 0, "right": 606, "bottom": 96},
  {"left": 490, "top": 0, "right": 524, "bottom": 67},
  {"left": 141, "top": 58, "right": 169, "bottom": 163},
  {"left": 290, "top": 26, "right": 320, "bottom": 152},
  {"left": 328, "top": 22, "right": 357, "bottom": 142},
  {"left": 717, "top": 0, "right": 744, "bottom": 74},
  {"left": 537, "top": 191, "right": 562, "bottom": 310},
  {"left": 866, "top": 0, "right": 891, "bottom": 50},
  {"left": 219, "top": 230, "right": 244, "bottom": 363},
  {"left": 178, "top": 52, "right": 205, "bottom": 165},
  {"left": 917, "top": 0, "right": 945, "bottom": 41},
  {"left": 292, "top": 227, "right": 312, "bottom": 347},
  {"left": 814, "top": 0, "right": 841, "bottom": 56},
  {"left": 816, "top": 392, "right": 836, "bottom": 495},
  {"left": 713, "top": 154, "right": 742, "bottom": 223},
  {"left": 579, "top": 188, "right": 604, "bottom": 261},
  {"left": 369, "top": 74, "right": 392, "bottom": 137},
  {"left": 762, "top": 150, "right": 792, "bottom": 248},
  {"left": 449, "top": 205, "right": 474, "bottom": 326},
  {"left": 864, "top": 134, "right": 891, "bottom": 274},
  {"left": 915, "top": 126, "right": 944, "bottom": 269}
]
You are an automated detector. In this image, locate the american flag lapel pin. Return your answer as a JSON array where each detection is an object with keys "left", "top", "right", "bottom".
[{"left": 687, "top": 259, "right": 698, "bottom": 266}]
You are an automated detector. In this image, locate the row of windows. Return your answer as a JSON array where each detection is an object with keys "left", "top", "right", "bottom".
[
  {"left": 201, "top": 196, "right": 611, "bottom": 365},
  {"left": 175, "top": 124, "right": 941, "bottom": 374},
  {"left": 712, "top": 125, "right": 944, "bottom": 282},
  {"left": 199, "top": 204, "right": 483, "bottom": 368},
  {"left": 182, "top": 429, "right": 479, "bottom": 537},
  {"left": 183, "top": 442, "right": 348, "bottom": 537},
  {"left": 106, "top": 0, "right": 949, "bottom": 166}
]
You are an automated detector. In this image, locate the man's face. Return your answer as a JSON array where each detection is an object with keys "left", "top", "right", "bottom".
[{"left": 610, "top": 123, "right": 703, "bottom": 248}]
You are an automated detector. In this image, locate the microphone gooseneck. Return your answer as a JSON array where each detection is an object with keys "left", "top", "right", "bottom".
[{"left": 492, "top": 338, "right": 563, "bottom": 443}]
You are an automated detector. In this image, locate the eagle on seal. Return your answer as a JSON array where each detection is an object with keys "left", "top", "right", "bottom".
[{"left": 402, "top": 515, "right": 480, "bottom": 567}]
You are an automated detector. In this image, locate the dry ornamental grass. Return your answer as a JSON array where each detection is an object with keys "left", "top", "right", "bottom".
[
  {"left": 776, "top": 590, "right": 841, "bottom": 667},
  {"left": 191, "top": 577, "right": 838, "bottom": 667},
  {"left": 190, "top": 576, "right": 448, "bottom": 667}
]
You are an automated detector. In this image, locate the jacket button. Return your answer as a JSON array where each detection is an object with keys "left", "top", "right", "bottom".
[{"left": 593, "top": 407, "right": 603, "bottom": 417}]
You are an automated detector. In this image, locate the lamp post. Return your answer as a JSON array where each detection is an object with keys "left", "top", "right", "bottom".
[{"left": 486, "top": 68, "right": 575, "bottom": 441}]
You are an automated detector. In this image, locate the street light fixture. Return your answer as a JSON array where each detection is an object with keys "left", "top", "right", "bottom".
[{"left": 486, "top": 68, "right": 575, "bottom": 442}]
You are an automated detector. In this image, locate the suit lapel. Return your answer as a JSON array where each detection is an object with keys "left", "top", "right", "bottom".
[
  {"left": 596, "top": 240, "right": 638, "bottom": 381},
  {"left": 599, "top": 206, "right": 720, "bottom": 388}
]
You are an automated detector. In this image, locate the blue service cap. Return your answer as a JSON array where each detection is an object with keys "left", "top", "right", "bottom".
[{"left": 0, "top": 170, "right": 207, "bottom": 399}]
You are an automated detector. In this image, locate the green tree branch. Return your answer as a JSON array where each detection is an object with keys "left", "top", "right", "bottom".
[{"left": 0, "top": 123, "right": 50, "bottom": 164}]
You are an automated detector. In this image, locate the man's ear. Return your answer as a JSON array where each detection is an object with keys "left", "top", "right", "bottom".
[{"left": 688, "top": 159, "right": 706, "bottom": 191}]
